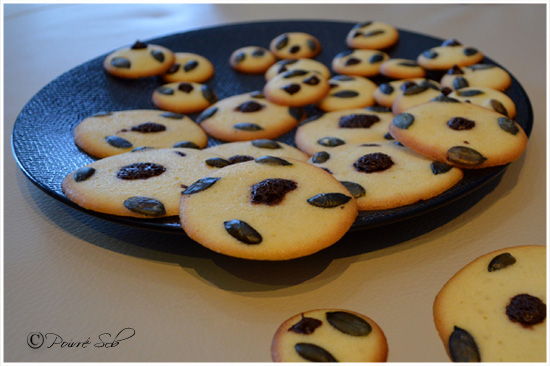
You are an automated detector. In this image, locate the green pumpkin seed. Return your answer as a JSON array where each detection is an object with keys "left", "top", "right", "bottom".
[
  {"left": 156, "top": 86, "right": 174, "bottom": 95},
  {"left": 340, "top": 181, "right": 366, "bottom": 198},
  {"left": 331, "top": 90, "right": 359, "bottom": 98},
  {"left": 488, "top": 252, "right": 516, "bottom": 272},
  {"left": 160, "top": 112, "right": 184, "bottom": 119},
  {"left": 288, "top": 107, "right": 303, "bottom": 121},
  {"left": 332, "top": 75, "right": 355, "bottom": 81},
  {"left": 317, "top": 136, "right": 345, "bottom": 147},
  {"left": 447, "top": 146, "right": 487, "bottom": 167},
  {"left": 326, "top": 311, "right": 372, "bottom": 336},
  {"left": 250, "top": 91, "right": 265, "bottom": 99},
  {"left": 354, "top": 21, "right": 373, "bottom": 29},
  {"left": 366, "top": 105, "right": 391, "bottom": 113},
  {"left": 184, "top": 60, "right": 199, "bottom": 72},
  {"left": 234, "top": 122, "right": 263, "bottom": 131},
  {"left": 398, "top": 60, "right": 419, "bottom": 67},
  {"left": 123, "top": 196, "right": 166, "bottom": 217},
  {"left": 469, "top": 64, "right": 495, "bottom": 71},
  {"left": 182, "top": 177, "right": 220, "bottom": 195},
  {"left": 201, "top": 85, "right": 218, "bottom": 104},
  {"left": 173, "top": 141, "right": 200, "bottom": 149},
  {"left": 252, "top": 139, "right": 281, "bottom": 149},
  {"left": 283, "top": 69, "right": 309, "bottom": 78},
  {"left": 306, "top": 39, "right": 317, "bottom": 52},
  {"left": 369, "top": 54, "right": 385, "bottom": 64},
  {"left": 106, "top": 135, "right": 133, "bottom": 149},
  {"left": 205, "top": 157, "right": 232, "bottom": 168},
  {"left": 255, "top": 156, "right": 292, "bottom": 166},
  {"left": 453, "top": 76, "right": 469, "bottom": 90},
  {"left": 92, "top": 111, "right": 113, "bottom": 117},
  {"left": 498, "top": 117, "right": 519, "bottom": 135},
  {"left": 449, "top": 326, "right": 481, "bottom": 362},
  {"left": 295, "top": 343, "right": 337, "bottom": 362},
  {"left": 307, "top": 193, "right": 351, "bottom": 208},
  {"left": 393, "top": 113, "right": 415, "bottom": 129},
  {"left": 233, "top": 52, "right": 246, "bottom": 63},
  {"left": 463, "top": 47, "right": 479, "bottom": 56},
  {"left": 196, "top": 107, "right": 218, "bottom": 123},
  {"left": 150, "top": 50, "right": 165, "bottom": 63},
  {"left": 423, "top": 49, "right": 438, "bottom": 59},
  {"left": 364, "top": 29, "right": 385, "bottom": 37},
  {"left": 431, "top": 95, "right": 460, "bottom": 103},
  {"left": 490, "top": 100, "right": 508, "bottom": 116},
  {"left": 311, "top": 151, "right": 330, "bottom": 164},
  {"left": 430, "top": 161, "right": 453, "bottom": 175},
  {"left": 224, "top": 219, "right": 262, "bottom": 245},
  {"left": 110, "top": 57, "right": 131, "bottom": 68},
  {"left": 73, "top": 167, "right": 96, "bottom": 182},
  {"left": 275, "top": 34, "right": 289, "bottom": 50},
  {"left": 456, "top": 89, "right": 484, "bottom": 97}
]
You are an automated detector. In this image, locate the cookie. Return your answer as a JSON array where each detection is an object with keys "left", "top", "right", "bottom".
[
  {"left": 271, "top": 309, "right": 388, "bottom": 362},
  {"left": 440, "top": 64, "right": 512, "bottom": 91},
  {"left": 61, "top": 148, "right": 225, "bottom": 218},
  {"left": 317, "top": 75, "right": 377, "bottom": 112},
  {"left": 389, "top": 98, "right": 528, "bottom": 169},
  {"left": 152, "top": 81, "right": 218, "bottom": 114},
  {"left": 448, "top": 87, "right": 516, "bottom": 118},
  {"left": 269, "top": 32, "right": 321, "bottom": 59},
  {"left": 263, "top": 69, "right": 330, "bottom": 107},
  {"left": 345, "top": 21, "right": 399, "bottom": 50},
  {"left": 373, "top": 78, "right": 439, "bottom": 108},
  {"left": 331, "top": 49, "right": 390, "bottom": 77},
  {"left": 229, "top": 46, "right": 276, "bottom": 74},
  {"left": 417, "top": 39, "right": 484, "bottom": 71},
  {"left": 74, "top": 109, "right": 208, "bottom": 158},
  {"left": 265, "top": 58, "right": 331, "bottom": 81},
  {"left": 196, "top": 91, "right": 303, "bottom": 141},
  {"left": 308, "top": 141, "right": 464, "bottom": 210},
  {"left": 433, "top": 245, "right": 546, "bottom": 362},
  {"left": 179, "top": 157, "right": 358, "bottom": 260},
  {"left": 161, "top": 52, "right": 214, "bottom": 83},
  {"left": 379, "top": 58, "right": 427, "bottom": 79},
  {"left": 295, "top": 106, "right": 393, "bottom": 156},
  {"left": 103, "top": 40, "right": 175, "bottom": 79},
  {"left": 204, "top": 139, "right": 309, "bottom": 163},
  {"left": 391, "top": 79, "right": 443, "bottom": 114}
]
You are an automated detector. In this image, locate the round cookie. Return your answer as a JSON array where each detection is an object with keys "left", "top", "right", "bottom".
[
  {"left": 152, "top": 81, "right": 218, "bottom": 114},
  {"left": 61, "top": 148, "right": 225, "bottom": 218},
  {"left": 295, "top": 106, "right": 394, "bottom": 156},
  {"left": 204, "top": 139, "right": 309, "bottom": 163},
  {"left": 331, "top": 49, "right": 390, "bottom": 77},
  {"left": 317, "top": 75, "right": 377, "bottom": 112},
  {"left": 433, "top": 245, "right": 546, "bottom": 362},
  {"left": 417, "top": 39, "right": 484, "bottom": 71},
  {"left": 389, "top": 98, "right": 528, "bottom": 169},
  {"left": 269, "top": 32, "right": 321, "bottom": 59},
  {"left": 391, "top": 79, "right": 443, "bottom": 114},
  {"left": 103, "top": 40, "right": 175, "bottom": 79},
  {"left": 448, "top": 87, "right": 516, "bottom": 118},
  {"left": 271, "top": 309, "right": 388, "bottom": 362},
  {"left": 74, "top": 109, "right": 208, "bottom": 158},
  {"left": 161, "top": 52, "right": 214, "bottom": 83},
  {"left": 265, "top": 58, "right": 331, "bottom": 81},
  {"left": 308, "top": 141, "right": 464, "bottom": 210},
  {"left": 263, "top": 69, "right": 330, "bottom": 107},
  {"left": 379, "top": 58, "right": 427, "bottom": 79},
  {"left": 229, "top": 46, "right": 276, "bottom": 74},
  {"left": 196, "top": 91, "right": 304, "bottom": 141},
  {"left": 373, "top": 78, "right": 439, "bottom": 108},
  {"left": 440, "top": 64, "right": 512, "bottom": 91},
  {"left": 345, "top": 21, "right": 399, "bottom": 50},
  {"left": 179, "top": 157, "right": 358, "bottom": 260}
]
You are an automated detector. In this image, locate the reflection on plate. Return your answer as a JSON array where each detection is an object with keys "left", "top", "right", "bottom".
[{"left": 11, "top": 20, "right": 533, "bottom": 233}]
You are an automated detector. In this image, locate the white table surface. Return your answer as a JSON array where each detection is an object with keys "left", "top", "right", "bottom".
[{"left": 3, "top": 3, "right": 547, "bottom": 363}]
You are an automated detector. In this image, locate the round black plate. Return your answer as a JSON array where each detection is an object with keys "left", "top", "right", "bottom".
[{"left": 11, "top": 20, "right": 533, "bottom": 233}]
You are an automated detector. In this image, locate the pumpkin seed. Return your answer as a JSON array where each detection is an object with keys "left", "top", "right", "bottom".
[
  {"left": 331, "top": 90, "right": 359, "bottom": 98},
  {"left": 252, "top": 139, "right": 281, "bottom": 149},
  {"left": 130, "top": 122, "right": 166, "bottom": 133},
  {"left": 201, "top": 85, "right": 218, "bottom": 104},
  {"left": 345, "top": 57, "right": 361, "bottom": 66},
  {"left": 430, "top": 161, "right": 453, "bottom": 175},
  {"left": 250, "top": 91, "right": 265, "bottom": 98},
  {"left": 332, "top": 75, "right": 355, "bottom": 81},
  {"left": 160, "top": 112, "right": 184, "bottom": 119},
  {"left": 336, "top": 50, "right": 353, "bottom": 59},
  {"left": 307, "top": 193, "right": 351, "bottom": 208},
  {"left": 364, "top": 29, "right": 385, "bottom": 37},
  {"left": 447, "top": 146, "right": 487, "bottom": 167},
  {"left": 224, "top": 219, "right": 262, "bottom": 244},
  {"left": 449, "top": 326, "right": 481, "bottom": 362},
  {"left": 110, "top": 57, "right": 131, "bottom": 69},
  {"left": 354, "top": 21, "right": 373, "bottom": 29},
  {"left": 184, "top": 60, "right": 199, "bottom": 72},
  {"left": 150, "top": 50, "right": 165, "bottom": 63},
  {"left": 73, "top": 167, "right": 96, "bottom": 182},
  {"left": 317, "top": 136, "right": 345, "bottom": 147},
  {"left": 366, "top": 105, "right": 391, "bottom": 113},
  {"left": 403, "top": 84, "right": 428, "bottom": 96},
  {"left": 173, "top": 141, "right": 200, "bottom": 149},
  {"left": 196, "top": 107, "right": 218, "bottom": 123},
  {"left": 498, "top": 117, "right": 519, "bottom": 135},
  {"left": 251, "top": 48, "right": 265, "bottom": 57},
  {"left": 303, "top": 75, "right": 320, "bottom": 85},
  {"left": 275, "top": 34, "right": 289, "bottom": 50},
  {"left": 369, "top": 54, "right": 385, "bottom": 63},
  {"left": 392, "top": 113, "right": 415, "bottom": 129},
  {"left": 205, "top": 157, "right": 232, "bottom": 168},
  {"left": 490, "top": 100, "right": 508, "bottom": 116},
  {"left": 340, "top": 181, "right": 366, "bottom": 198},
  {"left": 132, "top": 147, "right": 155, "bottom": 153},
  {"left": 92, "top": 111, "right": 112, "bottom": 117},
  {"left": 379, "top": 83, "right": 394, "bottom": 95},
  {"left": 228, "top": 155, "right": 254, "bottom": 164},
  {"left": 300, "top": 114, "right": 323, "bottom": 125},
  {"left": 235, "top": 101, "right": 263, "bottom": 113},
  {"left": 453, "top": 76, "right": 469, "bottom": 90},
  {"left": 469, "top": 64, "right": 496, "bottom": 71},
  {"left": 456, "top": 89, "right": 484, "bottom": 97},
  {"left": 326, "top": 311, "right": 372, "bottom": 336},
  {"left": 463, "top": 47, "right": 479, "bottom": 56},
  {"left": 431, "top": 95, "right": 460, "bottom": 103},
  {"left": 283, "top": 69, "right": 309, "bottom": 78},
  {"left": 398, "top": 60, "right": 419, "bottom": 67},
  {"left": 123, "top": 196, "right": 166, "bottom": 217},
  {"left": 233, "top": 52, "right": 246, "bottom": 63},
  {"left": 156, "top": 86, "right": 174, "bottom": 95},
  {"left": 307, "top": 39, "right": 317, "bottom": 52},
  {"left": 488, "top": 252, "right": 516, "bottom": 272},
  {"left": 422, "top": 49, "right": 438, "bottom": 59},
  {"left": 182, "top": 177, "right": 220, "bottom": 195},
  {"left": 295, "top": 343, "right": 337, "bottom": 362},
  {"left": 166, "top": 63, "right": 179, "bottom": 74},
  {"left": 234, "top": 122, "right": 263, "bottom": 131},
  {"left": 311, "top": 151, "right": 330, "bottom": 164},
  {"left": 255, "top": 156, "right": 292, "bottom": 166},
  {"left": 106, "top": 135, "right": 133, "bottom": 149},
  {"left": 288, "top": 107, "right": 303, "bottom": 120},
  {"left": 447, "top": 65, "right": 464, "bottom": 75}
]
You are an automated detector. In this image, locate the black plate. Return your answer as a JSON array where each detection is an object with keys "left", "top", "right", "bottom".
[{"left": 12, "top": 20, "right": 533, "bottom": 233}]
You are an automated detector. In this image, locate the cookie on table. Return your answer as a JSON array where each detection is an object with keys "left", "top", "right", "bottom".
[
  {"left": 345, "top": 21, "right": 399, "bottom": 50},
  {"left": 265, "top": 58, "right": 331, "bottom": 81},
  {"left": 448, "top": 87, "right": 516, "bottom": 118},
  {"left": 263, "top": 69, "right": 330, "bottom": 107},
  {"left": 152, "top": 81, "right": 218, "bottom": 114},
  {"left": 391, "top": 79, "right": 443, "bottom": 114},
  {"left": 196, "top": 91, "right": 304, "bottom": 141},
  {"left": 179, "top": 157, "right": 358, "bottom": 260},
  {"left": 440, "top": 64, "right": 512, "bottom": 91},
  {"left": 269, "top": 32, "right": 321, "bottom": 59},
  {"left": 417, "top": 39, "right": 484, "bottom": 71},
  {"left": 295, "top": 106, "right": 393, "bottom": 156},
  {"left": 161, "top": 52, "right": 214, "bottom": 83},
  {"left": 103, "top": 40, "right": 175, "bottom": 79},
  {"left": 389, "top": 98, "right": 528, "bottom": 169},
  {"left": 62, "top": 148, "right": 225, "bottom": 218},
  {"left": 379, "top": 58, "right": 426, "bottom": 79},
  {"left": 204, "top": 139, "right": 309, "bottom": 163},
  {"left": 271, "top": 309, "right": 388, "bottom": 362},
  {"left": 373, "top": 78, "right": 440, "bottom": 108},
  {"left": 308, "top": 141, "right": 463, "bottom": 210},
  {"left": 317, "top": 75, "right": 377, "bottom": 112},
  {"left": 331, "top": 49, "right": 390, "bottom": 77},
  {"left": 74, "top": 109, "right": 208, "bottom": 158},
  {"left": 229, "top": 46, "right": 276, "bottom": 74},
  {"left": 433, "top": 245, "right": 546, "bottom": 362}
]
